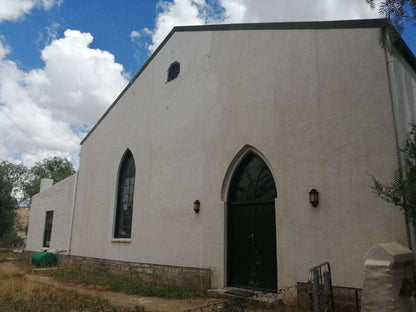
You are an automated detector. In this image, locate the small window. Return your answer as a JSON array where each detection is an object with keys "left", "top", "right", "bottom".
[
  {"left": 167, "top": 61, "right": 180, "bottom": 82},
  {"left": 114, "top": 150, "right": 136, "bottom": 238},
  {"left": 43, "top": 211, "right": 53, "bottom": 247}
]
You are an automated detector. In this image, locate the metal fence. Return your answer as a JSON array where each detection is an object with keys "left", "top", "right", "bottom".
[
  {"left": 185, "top": 284, "right": 306, "bottom": 312},
  {"left": 186, "top": 274, "right": 361, "bottom": 312}
]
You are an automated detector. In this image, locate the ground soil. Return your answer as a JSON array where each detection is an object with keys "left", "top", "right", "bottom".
[{"left": 0, "top": 260, "right": 279, "bottom": 312}]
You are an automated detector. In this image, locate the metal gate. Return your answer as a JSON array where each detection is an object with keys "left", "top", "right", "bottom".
[{"left": 309, "top": 262, "right": 334, "bottom": 312}]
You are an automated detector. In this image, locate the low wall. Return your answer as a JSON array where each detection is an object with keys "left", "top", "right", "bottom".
[
  {"left": 44, "top": 253, "right": 212, "bottom": 291},
  {"left": 361, "top": 242, "right": 415, "bottom": 312}
]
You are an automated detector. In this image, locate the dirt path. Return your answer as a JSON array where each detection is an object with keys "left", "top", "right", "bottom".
[{"left": 0, "top": 261, "right": 221, "bottom": 312}]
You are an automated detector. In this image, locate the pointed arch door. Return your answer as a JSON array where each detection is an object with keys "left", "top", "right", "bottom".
[{"left": 227, "top": 152, "right": 277, "bottom": 292}]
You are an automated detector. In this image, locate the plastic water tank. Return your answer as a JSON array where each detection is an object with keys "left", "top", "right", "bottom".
[{"left": 32, "top": 251, "right": 57, "bottom": 267}]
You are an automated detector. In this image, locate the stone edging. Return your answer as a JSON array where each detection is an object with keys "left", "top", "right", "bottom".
[{"left": 26, "top": 251, "right": 211, "bottom": 291}]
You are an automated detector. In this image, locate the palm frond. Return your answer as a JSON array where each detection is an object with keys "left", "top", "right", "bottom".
[{"left": 370, "top": 122, "right": 416, "bottom": 223}]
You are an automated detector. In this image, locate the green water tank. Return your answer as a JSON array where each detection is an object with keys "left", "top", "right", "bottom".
[{"left": 32, "top": 251, "right": 57, "bottom": 267}]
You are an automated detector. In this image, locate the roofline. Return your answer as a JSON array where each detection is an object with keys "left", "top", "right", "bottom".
[
  {"left": 172, "top": 18, "right": 387, "bottom": 32},
  {"left": 79, "top": 18, "right": 401, "bottom": 145},
  {"left": 393, "top": 29, "right": 416, "bottom": 72}
]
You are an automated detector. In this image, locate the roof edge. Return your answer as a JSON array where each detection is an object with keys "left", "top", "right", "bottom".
[
  {"left": 80, "top": 18, "right": 389, "bottom": 145},
  {"left": 392, "top": 28, "right": 416, "bottom": 72},
  {"left": 172, "top": 18, "right": 387, "bottom": 32}
]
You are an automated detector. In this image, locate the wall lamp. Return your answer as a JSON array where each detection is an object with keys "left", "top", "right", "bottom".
[
  {"left": 193, "top": 200, "right": 200, "bottom": 213},
  {"left": 309, "top": 189, "right": 319, "bottom": 207}
]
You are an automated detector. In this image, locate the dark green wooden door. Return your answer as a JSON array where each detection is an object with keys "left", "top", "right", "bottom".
[{"left": 227, "top": 152, "right": 277, "bottom": 292}]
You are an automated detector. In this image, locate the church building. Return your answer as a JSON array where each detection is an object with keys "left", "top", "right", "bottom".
[{"left": 26, "top": 18, "right": 416, "bottom": 292}]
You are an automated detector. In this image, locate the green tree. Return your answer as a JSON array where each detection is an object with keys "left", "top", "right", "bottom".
[
  {"left": 367, "top": 0, "right": 416, "bottom": 31},
  {"left": 24, "top": 157, "right": 75, "bottom": 199},
  {"left": 0, "top": 161, "right": 28, "bottom": 242},
  {"left": 0, "top": 157, "right": 75, "bottom": 247},
  {"left": 371, "top": 123, "right": 416, "bottom": 223},
  {"left": 366, "top": 0, "right": 416, "bottom": 50}
]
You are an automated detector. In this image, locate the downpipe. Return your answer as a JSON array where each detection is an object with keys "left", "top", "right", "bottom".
[{"left": 66, "top": 171, "right": 79, "bottom": 256}]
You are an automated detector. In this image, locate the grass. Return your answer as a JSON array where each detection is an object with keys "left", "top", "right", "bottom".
[
  {"left": 220, "top": 300, "right": 246, "bottom": 312},
  {"left": 0, "top": 252, "right": 299, "bottom": 312},
  {"left": 4, "top": 250, "right": 205, "bottom": 299},
  {"left": 0, "top": 267, "right": 145, "bottom": 312},
  {"left": 37, "top": 264, "right": 206, "bottom": 299}
]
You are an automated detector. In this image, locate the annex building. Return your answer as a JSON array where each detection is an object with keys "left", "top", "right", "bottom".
[{"left": 26, "top": 19, "right": 416, "bottom": 292}]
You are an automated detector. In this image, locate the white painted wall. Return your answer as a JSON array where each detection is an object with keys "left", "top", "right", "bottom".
[
  {"left": 67, "top": 26, "right": 410, "bottom": 289},
  {"left": 390, "top": 48, "right": 416, "bottom": 147},
  {"left": 26, "top": 174, "right": 77, "bottom": 252}
]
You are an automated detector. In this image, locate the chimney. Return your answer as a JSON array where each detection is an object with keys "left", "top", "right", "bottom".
[{"left": 39, "top": 178, "right": 53, "bottom": 192}]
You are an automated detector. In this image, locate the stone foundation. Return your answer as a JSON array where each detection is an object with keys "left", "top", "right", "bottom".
[{"left": 26, "top": 251, "right": 211, "bottom": 291}]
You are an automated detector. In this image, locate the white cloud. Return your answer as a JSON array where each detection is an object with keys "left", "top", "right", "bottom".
[
  {"left": 219, "top": 0, "right": 246, "bottom": 23},
  {"left": 219, "top": 0, "right": 382, "bottom": 22},
  {"left": 0, "top": 30, "right": 128, "bottom": 167},
  {"left": 130, "top": 30, "right": 141, "bottom": 40},
  {"left": 223, "top": 0, "right": 380, "bottom": 22},
  {"left": 27, "top": 29, "right": 129, "bottom": 125},
  {"left": 142, "top": 27, "right": 153, "bottom": 36},
  {"left": 145, "top": 0, "right": 381, "bottom": 52},
  {"left": 0, "top": 36, "right": 10, "bottom": 59},
  {"left": 36, "top": 22, "right": 60, "bottom": 47},
  {"left": 0, "top": 0, "right": 34, "bottom": 22},
  {"left": 130, "top": 29, "right": 152, "bottom": 66},
  {"left": 0, "top": 0, "right": 62, "bottom": 23},
  {"left": 148, "top": 0, "right": 208, "bottom": 52},
  {"left": 39, "top": 0, "right": 63, "bottom": 10}
]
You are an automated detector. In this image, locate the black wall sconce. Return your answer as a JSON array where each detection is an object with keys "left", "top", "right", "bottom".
[
  {"left": 309, "top": 189, "right": 319, "bottom": 207},
  {"left": 193, "top": 200, "right": 200, "bottom": 213}
]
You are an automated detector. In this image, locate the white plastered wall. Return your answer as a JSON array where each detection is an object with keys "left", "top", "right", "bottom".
[
  {"left": 70, "top": 27, "right": 408, "bottom": 289},
  {"left": 26, "top": 174, "right": 77, "bottom": 251},
  {"left": 390, "top": 47, "right": 416, "bottom": 146}
]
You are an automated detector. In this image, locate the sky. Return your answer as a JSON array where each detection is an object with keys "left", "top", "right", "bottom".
[{"left": 0, "top": 0, "right": 415, "bottom": 168}]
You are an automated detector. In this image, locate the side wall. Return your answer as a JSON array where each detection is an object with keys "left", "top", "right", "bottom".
[
  {"left": 390, "top": 47, "right": 416, "bottom": 148},
  {"left": 71, "top": 27, "right": 408, "bottom": 289},
  {"left": 26, "top": 173, "right": 77, "bottom": 252}
]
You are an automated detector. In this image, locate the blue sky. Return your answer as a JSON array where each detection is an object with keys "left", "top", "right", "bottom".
[
  {"left": 1, "top": 0, "right": 156, "bottom": 74},
  {"left": 0, "top": 0, "right": 414, "bottom": 167}
]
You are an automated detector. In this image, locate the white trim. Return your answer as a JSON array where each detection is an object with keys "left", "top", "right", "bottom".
[{"left": 111, "top": 239, "right": 132, "bottom": 243}]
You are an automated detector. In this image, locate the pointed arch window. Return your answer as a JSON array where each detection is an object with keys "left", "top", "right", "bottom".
[
  {"left": 114, "top": 150, "right": 135, "bottom": 238},
  {"left": 227, "top": 152, "right": 277, "bottom": 291},
  {"left": 229, "top": 152, "right": 277, "bottom": 203}
]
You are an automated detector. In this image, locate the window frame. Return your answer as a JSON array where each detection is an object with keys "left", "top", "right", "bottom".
[
  {"left": 114, "top": 150, "right": 136, "bottom": 239},
  {"left": 43, "top": 210, "right": 54, "bottom": 248}
]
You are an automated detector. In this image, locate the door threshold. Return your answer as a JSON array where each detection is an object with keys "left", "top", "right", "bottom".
[
  {"left": 225, "top": 288, "right": 255, "bottom": 298},
  {"left": 207, "top": 287, "right": 278, "bottom": 305}
]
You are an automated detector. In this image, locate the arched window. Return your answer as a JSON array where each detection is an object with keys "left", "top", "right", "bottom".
[
  {"left": 229, "top": 152, "right": 277, "bottom": 203},
  {"left": 114, "top": 150, "right": 135, "bottom": 238},
  {"left": 167, "top": 61, "right": 180, "bottom": 82}
]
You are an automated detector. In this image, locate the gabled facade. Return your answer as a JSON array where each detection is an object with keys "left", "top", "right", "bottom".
[{"left": 27, "top": 19, "right": 416, "bottom": 291}]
